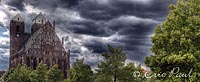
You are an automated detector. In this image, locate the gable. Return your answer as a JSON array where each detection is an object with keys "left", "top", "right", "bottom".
[
  {"left": 32, "top": 13, "right": 46, "bottom": 24},
  {"left": 12, "top": 13, "right": 24, "bottom": 22}
]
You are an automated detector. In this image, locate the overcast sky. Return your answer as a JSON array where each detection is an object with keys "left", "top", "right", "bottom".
[{"left": 0, "top": 0, "right": 176, "bottom": 71}]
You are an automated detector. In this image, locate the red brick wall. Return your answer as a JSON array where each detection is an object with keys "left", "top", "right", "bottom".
[{"left": 10, "top": 20, "right": 24, "bottom": 68}]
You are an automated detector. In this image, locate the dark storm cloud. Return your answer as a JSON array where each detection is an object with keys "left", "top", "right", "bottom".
[
  {"left": 68, "top": 20, "right": 113, "bottom": 37},
  {"left": 60, "top": 0, "right": 82, "bottom": 8},
  {"left": 2, "top": 0, "right": 176, "bottom": 70},
  {"left": 6, "top": 0, "right": 25, "bottom": 11},
  {"left": 66, "top": 0, "right": 175, "bottom": 64},
  {"left": 61, "top": 0, "right": 175, "bottom": 65},
  {"left": 111, "top": 17, "right": 156, "bottom": 51},
  {"left": 75, "top": 0, "right": 176, "bottom": 21},
  {"left": 108, "top": 23, "right": 154, "bottom": 63},
  {"left": 8, "top": 7, "right": 17, "bottom": 11},
  {"left": 6, "top": 0, "right": 81, "bottom": 11},
  {"left": 75, "top": 15, "right": 157, "bottom": 59},
  {"left": 83, "top": 39, "right": 108, "bottom": 54},
  {"left": 107, "top": 16, "right": 158, "bottom": 36}
]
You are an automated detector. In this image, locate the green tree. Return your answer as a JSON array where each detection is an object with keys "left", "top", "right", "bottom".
[
  {"left": 3, "top": 64, "right": 32, "bottom": 82},
  {"left": 118, "top": 63, "right": 146, "bottom": 82},
  {"left": 145, "top": 0, "right": 200, "bottom": 81},
  {"left": 67, "top": 59, "right": 93, "bottom": 82},
  {"left": 94, "top": 74, "right": 113, "bottom": 82},
  {"left": 3, "top": 63, "right": 66, "bottom": 82},
  {"left": 2, "top": 68, "right": 14, "bottom": 82},
  {"left": 33, "top": 63, "right": 49, "bottom": 82},
  {"left": 95, "top": 45, "right": 126, "bottom": 82},
  {"left": 95, "top": 45, "right": 146, "bottom": 82},
  {"left": 47, "top": 64, "right": 64, "bottom": 82}
]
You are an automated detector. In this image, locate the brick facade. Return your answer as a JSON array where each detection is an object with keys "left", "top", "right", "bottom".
[{"left": 9, "top": 13, "right": 70, "bottom": 78}]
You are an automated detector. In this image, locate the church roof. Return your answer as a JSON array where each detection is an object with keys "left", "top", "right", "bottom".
[
  {"left": 12, "top": 13, "right": 24, "bottom": 22},
  {"left": 24, "top": 28, "right": 42, "bottom": 51},
  {"left": 32, "top": 12, "right": 46, "bottom": 21},
  {"left": 24, "top": 21, "right": 57, "bottom": 50}
]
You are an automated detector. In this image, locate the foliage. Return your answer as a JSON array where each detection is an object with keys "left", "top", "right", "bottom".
[
  {"left": 95, "top": 45, "right": 146, "bottom": 82},
  {"left": 118, "top": 63, "right": 146, "bottom": 82},
  {"left": 34, "top": 63, "right": 49, "bottom": 82},
  {"left": 47, "top": 64, "right": 64, "bottom": 82},
  {"left": 3, "top": 63, "right": 64, "bottom": 82},
  {"left": 67, "top": 59, "right": 93, "bottom": 82},
  {"left": 145, "top": 0, "right": 200, "bottom": 81},
  {"left": 3, "top": 65, "right": 32, "bottom": 82}
]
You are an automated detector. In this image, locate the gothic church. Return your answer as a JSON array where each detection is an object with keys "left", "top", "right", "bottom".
[{"left": 9, "top": 13, "right": 70, "bottom": 78}]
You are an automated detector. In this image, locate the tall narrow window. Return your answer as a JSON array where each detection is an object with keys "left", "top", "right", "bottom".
[
  {"left": 16, "top": 25, "right": 19, "bottom": 32},
  {"left": 33, "top": 58, "right": 37, "bottom": 70},
  {"left": 16, "top": 25, "right": 20, "bottom": 37}
]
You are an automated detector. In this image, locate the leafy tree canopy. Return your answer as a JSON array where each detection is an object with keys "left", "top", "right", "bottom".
[
  {"left": 2, "top": 63, "right": 64, "bottom": 82},
  {"left": 67, "top": 59, "right": 93, "bottom": 82},
  {"left": 95, "top": 45, "right": 146, "bottom": 82},
  {"left": 145, "top": 0, "right": 200, "bottom": 81}
]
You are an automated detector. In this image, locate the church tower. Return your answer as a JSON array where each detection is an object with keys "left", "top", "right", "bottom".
[{"left": 9, "top": 14, "right": 25, "bottom": 67}]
